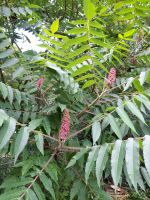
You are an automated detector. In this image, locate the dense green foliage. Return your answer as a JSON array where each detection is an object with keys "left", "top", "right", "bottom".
[{"left": 0, "top": 0, "right": 150, "bottom": 199}]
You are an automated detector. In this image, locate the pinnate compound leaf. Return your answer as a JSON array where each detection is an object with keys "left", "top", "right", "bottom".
[
  {"left": 0, "top": 117, "right": 16, "bottom": 150},
  {"left": 125, "top": 138, "right": 139, "bottom": 191},
  {"left": 92, "top": 121, "right": 101, "bottom": 145},
  {"left": 108, "top": 114, "right": 122, "bottom": 139},
  {"left": 143, "top": 135, "right": 150, "bottom": 177},
  {"left": 66, "top": 148, "right": 88, "bottom": 169},
  {"left": 116, "top": 107, "right": 137, "bottom": 134},
  {"left": 14, "top": 127, "right": 29, "bottom": 163},
  {"left": 85, "top": 146, "right": 99, "bottom": 183},
  {"left": 96, "top": 144, "right": 108, "bottom": 187},
  {"left": 111, "top": 140, "right": 125, "bottom": 187}
]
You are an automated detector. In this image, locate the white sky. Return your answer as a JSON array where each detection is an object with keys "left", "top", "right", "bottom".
[{"left": 16, "top": 28, "right": 44, "bottom": 52}]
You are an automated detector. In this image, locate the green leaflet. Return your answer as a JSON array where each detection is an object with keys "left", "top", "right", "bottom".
[
  {"left": 1, "top": 58, "right": 19, "bottom": 68},
  {"left": 15, "top": 89, "right": 22, "bottom": 105},
  {"left": 39, "top": 173, "right": 56, "bottom": 200},
  {"left": 50, "top": 18, "right": 59, "bottom": 34},
  {"left": 143, "top": 135, "right": 150, "bottom": 178},
  {"left": 66, "top": 148, "right": 88, "bottom": 169},
  {"left": 0, "top": 39, "right": 10, "bottom": 49},
  {"left": 35, "top": 133, "right": 44, "bottom": 155},
  {"left": 82, "top": 79, "right": 95, "bottom": 89},
  {"left": 84, "top": 0, "right": 96, "bottom": 20},
  {"left": 96, "top": 144, "right": 108, "bottom": 187},
  {"left": 116, "top": 107, "right": 137, "bottom": 135},
  {"left": 141, "top": 167, "right": 150, "bottom": 187},
  {"left": 85, "top": 146, "right": 99, "bottom": 183},
  {"left": 67, "top": 27, "right": 87, "bottom": 34},
  {"left": 108, "top": 114, "right": 122, "bottom": 139},
  {"left": 0, "top": 49, "right": 13, "bottom": 59},
  {"left": 77, "top": 185, "right": 87, "bottom": 200},
  {"left": 70, "top": 180, "right": 82, "bottom": 200},
  {"left": 125, "top": 138, "right": 139, "bottom": 191},
  {"left": 92, "top": 121, "right": 101, "bottom": 145},
  {"left": 45, "top": 163, "right": 58, "bottom": 184},
  {"left": 111, "top": 140, "right": 125, "bottom": 187},
  {"left": 28, "top": 118, "right": 43, "bottom": 131},
  {"left": 26, "top": 189, "right": 38, "bottom": 200},
  {"left": 137, "top": 172, "right": 145, "bottom": 191},
  {"left": 72, "top": 65, "right": 92, "bottom": 77},
  {"left": 14, "top": 127, "right": 29, "bottom": 163},
  {"left": 0, "top": 117, "right": 16, "bottom": 150},
  {"left": 0, "top": 82, "right": 8, "bottom": 99},
  {"left": 133, "top": 79, "right": 144, "bottom": 92},
  {"left": 22, "top": 160, "right": 33, "bottom": 176},
  {"left": 7, "top": 86, "right": 14, "bottom": 105},
  {"left": 33, "top": 182, "right": 46, "bottom": 200},
  {"left": 126, "top": 101, "right": 145, "bottom": 124},
  {"left": 66, "top": 56, "right": 91, "bottom": 69},
  {"left": 0, "top": 109, "right": 8, "bottom": 126}
]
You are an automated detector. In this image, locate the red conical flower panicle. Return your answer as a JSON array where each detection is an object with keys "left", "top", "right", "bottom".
[
  {"left": 37, "top": 77, "right": 44, "bottom": 90},
  {"left": 105, "top": 68, "right": 116, "bottom": 86},
  {"left": 59, "top": 109, "right": 70, "bottom": 142}
]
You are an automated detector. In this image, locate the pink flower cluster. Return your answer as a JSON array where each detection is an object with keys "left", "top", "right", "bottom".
[
  {"left": 59, "top": 109, "right": 70, "bottom": 142},
  {"left": 37, "top": 78, "right": 44, "bottom": 90},
  {"left": 105, "top": 68, "right": 116, "bottom": 86}
]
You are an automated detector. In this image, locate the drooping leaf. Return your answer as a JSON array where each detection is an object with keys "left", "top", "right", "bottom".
[
  {"left": 125, "top": 138, "right": 139, "bottom": 191},
  {"left": 0, "top": 117, "right": 16, "bottom": 150},
  {"left": 116, "top": 107, "right": 137, "bottom": 134},
  {"left": 66, "top": 148, "right": 88, "bottom": 169},
  {"left": 143, "top": 135, "right": 150, "bottom": 177},
  {"left": 108, "top": 114, "right": 122, "bottom": 139},
  {"left": 14, "top": 127, "right": 29, "bottom": 163},
  {"left": 126, "top": 101, "right": 145, "bottom": 124},
  {"left": 45, "top": 163, "right": 58, "bottom": 184},
  {"left": 124, "top": 77, "right": 134, "bottom": 91},
  {"left": 39, "top": 173, "right": 56, "bottom": 200},
  {"left": 92, "top": 121, "right": 101, "bottom": 145},
  {"left": 141, "top": 167, "right": 150, "bottom": 187},
  {"left": 96, "top": 144, "right": 108, "bottom": 187},
  {"left": 33, "top": 182, "right": 46, "bottom": 200},
  {"left": 111, "top": 140, "right": 125, "bottom": 187},
  {"left": 85, "top": 146, "right": 99, "bottom": 183}
]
